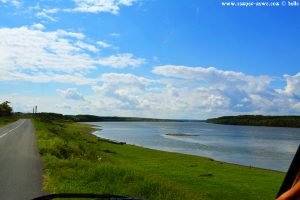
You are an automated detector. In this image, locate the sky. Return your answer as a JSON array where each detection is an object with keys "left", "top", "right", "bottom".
[{"left": 0, "top": 0, "right": 300, "bottom": 119}]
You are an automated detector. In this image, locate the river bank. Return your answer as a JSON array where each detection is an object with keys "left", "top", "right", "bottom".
[
  {"left": 33, "top": 118, "right": 284, "bottom": 200},
  {"left": 90, "top": 121, "right": 299, "bottom": 172}
]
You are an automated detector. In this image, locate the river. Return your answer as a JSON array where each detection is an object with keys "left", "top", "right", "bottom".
[{"left": 87, "top": 121, "right": 300, "bottom": 172}]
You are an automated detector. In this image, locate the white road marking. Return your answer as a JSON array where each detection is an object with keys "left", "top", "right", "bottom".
[{"left": 0, "top": 119, "right": 26, "bottom": 139}]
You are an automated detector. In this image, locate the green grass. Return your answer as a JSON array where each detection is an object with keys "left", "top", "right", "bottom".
[
  {"left": 33, "top": 118, "right": 285, "bottom": 200},
  {"left": 0, "top": 116, "right": 20, "bottom": 127}
]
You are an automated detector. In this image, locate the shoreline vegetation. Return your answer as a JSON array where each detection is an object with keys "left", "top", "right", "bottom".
[
  {"left": 37, "top": 113, "right": 300, "bottom": 128},
  {"left": 66, "top": 114, "right": 203, "bottom": 122},
  {"left": 29, "top": 114, "right": 284, "bottom": 200},
  {"left": 206, "top": 115, "right": 300, "bottom": 128},
  {"left": 4, "top": 112, "right": 300, "bottom": 128}
]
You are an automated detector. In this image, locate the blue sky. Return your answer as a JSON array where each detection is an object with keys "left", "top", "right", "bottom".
[{"left": 0, "top": 0, "right": 300, "bottom": 119}]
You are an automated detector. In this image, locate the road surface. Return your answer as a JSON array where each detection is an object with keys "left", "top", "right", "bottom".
[{"left": 0, "top": 119, "right": 45, "bottom": 200}]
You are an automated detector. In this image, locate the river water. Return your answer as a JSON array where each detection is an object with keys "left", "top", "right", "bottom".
[{"left": 88, "top": 121, "right": 300, "bottom": 172}]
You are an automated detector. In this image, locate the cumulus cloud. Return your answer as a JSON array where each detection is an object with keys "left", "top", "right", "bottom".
[
  {"left": 92, "top": 73, "right": 155, "bottom": 110},
  {"left": 74, "top": 66, "right": 299, "bottom": 119},
  {"left": 89, "top": 72, "right": 233, "bottom": 116},
  {"left": 97, "top": 53, "right": 146, "bottom": 68},
  {"left": 0, "top": 93, "right": 91, "bottom": 114},
  {"left": 94, "top": 73, "right": 153, "bottom": 98},
  {"left": 70, "top": 0, "right": 137, "bottom": 14},
  {"left": 4, "top": 68, "right": 300, "bottom": 118},
  {"left": 0, "top": 26, "right": 96, "bottom": 84},
  {"left": 100, "top": 73, "right": 153, "bottom": 85},
  {"left": 30, "top": 23, "right": 45, "bottom": 30},
  {"left": 97, "top": 41, "right": 112, "bottom": 48},
  {"left": 57, "top": 88, "right": 85, "bottom": 100},
  {"left": 0, "top": 0, "right": 20, "bottom": 7},
  {"left": 0, "top": 24, "right": 298, "bottom": 118},
  {"left": 0, "top": 26, "right": 145, "bottom": 84},
  {"left": 30, "top": 1, "right": 137, "bottom": 22},
  {"left": 153, "top": 65, "right": 272, "bottom": 92},
  {"left": 75, "top": 41, "right": 99, "bottom": 52},
  {"left": 283, "top": 73, "right": 300, "bottom": 97},
  {"left": 151, "top": 65, "right": 300, "bottom": 116}
]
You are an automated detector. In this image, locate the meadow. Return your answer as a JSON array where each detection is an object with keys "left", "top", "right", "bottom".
[{"left": 31, "top": 117, "right": 284, "bottom": 200}]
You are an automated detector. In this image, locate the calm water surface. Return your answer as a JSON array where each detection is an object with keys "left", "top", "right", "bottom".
[{"left": 88, "top": 122, "right": 300, "bottom": 172}]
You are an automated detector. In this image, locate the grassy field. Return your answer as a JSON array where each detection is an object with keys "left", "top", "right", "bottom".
[
  {"left": 0, "top": 116, "right": 20, "bottom": 126},
  {"left": 33, "top": 118, "right": 285, "bottom": 200}
]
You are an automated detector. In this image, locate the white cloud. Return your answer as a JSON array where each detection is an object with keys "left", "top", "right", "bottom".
[
  {"left": 36, "top": 8, "right": 59, "bottom": 22},
  {"left": 56, "top": 29, "right": 85, "bottom": 39},
  {"left": 100, "top": 73, "right": 153, "bottom": 85},
  {"left": 97, "top": 53, "right": 146, "bottom": 68},
  {"left": 152, "top": 66, "right": 300, "bottom": 116},
  {"left": 292, "top": 102, "right": 300, "bottom": 111},
  {"left": 97, "top": 41, "right": 112, "bottom": 48},
  {"left": 75, "top": 41, "right": 99, "bottom": 52},
  {"left": 109, "top": 32, "right": 120, "bottom": 37},
  {"left": 0, "top": 25, "right": 298, "bottom": 118},
  {"left": 46, "top": 68, "right": 297, "bottom": 118},
  {"left": 0, "top": 26, "right": 98, "bottom": 84},
  {"left": 283, "top": 73, "right": 300, "bottom": 97},
  {"left": 0, "top": 0, "right": 20, "bottom": 7},
  {"left": 0, "top": 26, "right": 144, "bottom": 85},
  {"left": 57, "top": 88, "right": 85, "bottom": 101},
  {"left": 3, "top": 68, "right": 300, "bottom": 119},
  {"left": 153, "top": 65, "right": 272, "bottom": 91},
  {"left": 8, "top": 73, "right": 96, "bottom": 85},
  {"left": 42, "top": 8, "right": 59, "bottom": 14},
  {"left": 0, "top": 94, "right": 89, "bottom": 114},
  {"left": 30, "top": 23, "right": 45, "bottom": 30},
  {"left": 91, "top": 73, "right": 156, "bottom": 110},
  {"left": 93, "top": 73, "right": 154, "bottom": 100},
  {"left": 55, "top": 103, "right": 72, "bottom": 110},
  {"left": 70, "top": 0, "right": 137, "bottom": 14},
  {"left": 89, "top": 72, "right": 234, "bottom": 117}
]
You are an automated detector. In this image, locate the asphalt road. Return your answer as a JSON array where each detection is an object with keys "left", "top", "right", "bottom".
[{"left": 0, "top": 119, "right": 46, "bottom": 200}]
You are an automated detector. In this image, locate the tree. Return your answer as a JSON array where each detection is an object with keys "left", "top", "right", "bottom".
[{"left": 0, "top": 101, "right": 13, "bottom": 117}]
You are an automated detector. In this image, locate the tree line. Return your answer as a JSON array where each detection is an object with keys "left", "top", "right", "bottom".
[
  {"left": 36, "top": 113, "right": 184, "bottom": 122},
  {"left": 206, "top": 115, "right": 300, "bottom": 128},
  {"left": 0, "top": 101, "right": 12, "bottom": 117}
]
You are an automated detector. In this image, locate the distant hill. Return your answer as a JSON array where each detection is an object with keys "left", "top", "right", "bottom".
[
  {"left": 35, "top": 113, "right": 203, "bottom": 122},
  {"left": 67, "top": 115, "right": 185, "bottom": 122},
  {"left": 206, "top": 115, "right": 300, "bottom": 128}
]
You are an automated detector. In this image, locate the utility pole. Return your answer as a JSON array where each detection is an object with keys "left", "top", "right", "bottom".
[{"left": 33, "top": 105, "right": 38, "bottom": 117}]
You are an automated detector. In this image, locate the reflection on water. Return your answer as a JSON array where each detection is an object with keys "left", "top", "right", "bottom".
[{"left": 88, "top": 122, "right": 300, "bottom": 172}]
